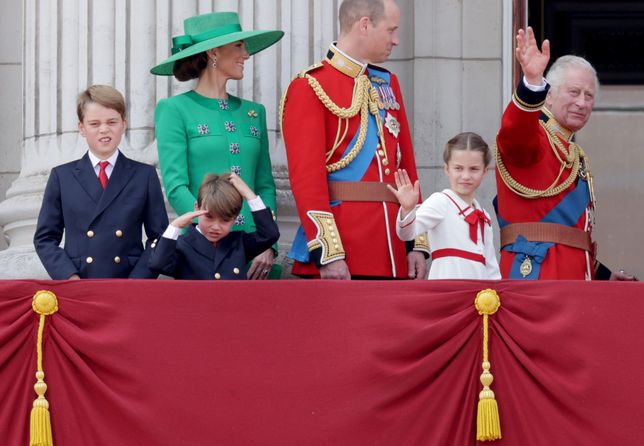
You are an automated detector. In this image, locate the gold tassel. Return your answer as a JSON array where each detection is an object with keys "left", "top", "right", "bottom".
[
  {"left": 475, "top": 289, "right": 502, "bottom": 441},
  {"left": 30, "top": 290, "right": 59, "bottom": 446}
]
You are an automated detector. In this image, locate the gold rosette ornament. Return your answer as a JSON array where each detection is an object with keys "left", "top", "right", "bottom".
[
  {"left": 30, "top": 290, "right": 59, "bottom": 446},
  {"left": 474, "top": 289, "right": 502, "bottom": 441}
]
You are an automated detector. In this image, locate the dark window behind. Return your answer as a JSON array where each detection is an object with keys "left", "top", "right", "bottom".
[{"left": 529, "top": 0, "right": 644, "bottom": 84}]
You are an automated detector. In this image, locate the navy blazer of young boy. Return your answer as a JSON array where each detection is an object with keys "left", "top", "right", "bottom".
[
  {"left": 148, "top": 208, "right": 279, "bottom": 280},
  {"left": 34, "top": 151, "right": 169, "bottom": 279}
]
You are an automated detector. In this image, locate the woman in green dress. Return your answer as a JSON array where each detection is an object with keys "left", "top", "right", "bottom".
[{"left": 151, "top": 12, "right": 283, "bottom": 279}]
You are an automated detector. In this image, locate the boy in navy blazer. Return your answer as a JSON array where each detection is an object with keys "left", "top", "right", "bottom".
[
  {"left": 148, "top": 172, "right": 279, "bottom": 280},
  {"left": 34, "top": 85, "right": 168, "bottom": 279}
]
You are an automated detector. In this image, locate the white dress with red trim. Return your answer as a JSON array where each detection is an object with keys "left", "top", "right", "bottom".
[{"left": 396, "top": 189, "right": 501, "bottom": 280}]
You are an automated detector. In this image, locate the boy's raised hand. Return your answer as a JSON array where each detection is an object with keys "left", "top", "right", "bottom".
[
  {"left": 171, "top": 209, "right": 208, "bottom": 229},
  {"left": 228, "top": 172, "right": 257, "bottom": 201},
  {"left": 387, "top": 169, "right": 420, "bottom": 218}
]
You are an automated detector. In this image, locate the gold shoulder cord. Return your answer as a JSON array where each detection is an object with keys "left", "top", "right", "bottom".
[
  {"left": 496, "top": 121, "right": 594, "bottom": 201},
  {"left": 279, "top": 70, "right": 385, "bottom": 173}
]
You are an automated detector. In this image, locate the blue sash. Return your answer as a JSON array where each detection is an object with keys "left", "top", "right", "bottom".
[
  {"left": 288, "top": 68, "right": 389, "bottom": 262},
  {"left": 495, "top": 179, "right": 590, "bottom": 279}
]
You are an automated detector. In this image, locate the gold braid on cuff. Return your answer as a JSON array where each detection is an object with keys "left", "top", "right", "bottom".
[
  {"left": 306, "top": 211, "right": 345, "bottom": 265},
  {"left": 413, "top": 233, "right": 430, "bottom": 253}
]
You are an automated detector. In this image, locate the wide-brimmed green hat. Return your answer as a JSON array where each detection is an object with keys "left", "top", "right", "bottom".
[{"left": 151, "top": 11, "right": 284, "bottom": 76}]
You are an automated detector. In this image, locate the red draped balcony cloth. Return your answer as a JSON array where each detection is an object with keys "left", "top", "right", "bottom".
[{"left": 1, "top": 279, "right": 643, "bottom": 445}]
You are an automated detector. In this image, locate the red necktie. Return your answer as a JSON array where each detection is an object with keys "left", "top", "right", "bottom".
[
  {"left": 98, "top": 161, "right": 109, "bottom": 189},
  {"left": 464, "top": 209, "right": 490, "bottom": 244}
]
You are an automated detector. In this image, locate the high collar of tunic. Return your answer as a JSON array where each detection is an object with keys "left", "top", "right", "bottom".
[
  {"left": 325, "top": 42, "right": 367, "bottom": 78},
  {"left": 540, "top": 107, "right": 574, "bottom": 142}
]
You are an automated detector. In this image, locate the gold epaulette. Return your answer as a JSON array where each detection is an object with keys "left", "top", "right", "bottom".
[
  {"left": 413, "top": 233, "right": 430, "bottom": 254},
  {"left": 305, "top": 211, "right": 345, "bottom": 265},
  {"left": 297, "top": 62, "right": 323, "bottom": 78},
  {"left": 279, "top": 63, "right": 324, "bottom": 132}
]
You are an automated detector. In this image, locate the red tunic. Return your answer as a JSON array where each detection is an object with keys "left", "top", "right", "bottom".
[
  {"left": 496, "top": 81, "right": 594, "bottom": 279},
  {"left": 282, "top": 51, "right": 423, "bottom": 277}
]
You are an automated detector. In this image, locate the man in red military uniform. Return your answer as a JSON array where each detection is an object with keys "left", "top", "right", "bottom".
[
  {"left": 281, "top": 0, "right": 429, "bottom": 279},
  {"left": 496, "top": 27, "right": 635, "bottom": 280}
]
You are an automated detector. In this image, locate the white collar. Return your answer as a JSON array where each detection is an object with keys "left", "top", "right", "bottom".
[
  {"left": 443, "top": 188, "right": 481, "bottom": 212},
  {"left": 88, "top": 149, "right": 120, "bottom": 167}
]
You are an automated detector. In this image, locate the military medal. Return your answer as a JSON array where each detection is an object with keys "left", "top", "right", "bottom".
[
  {"left": 520, "top": 256, "right": 533, "bottom": 277},
  {"left": 385, "top": 113, "right": 400, "bottom": 138},
  {"left": 382, "top": 86, "right": 394, "bottom": 110},
  {"left": 389, "top": 87, "right": 400, "bottom": 110},
  {"left": 388, "top": 86, "right": 400, "bottom": 110},
  {"left": 378, "top": 86, "right": 390, "bottom": 109}
]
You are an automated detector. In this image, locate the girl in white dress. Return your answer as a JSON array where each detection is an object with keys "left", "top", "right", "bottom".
[{"left": 387, "top": 132, "right": 501, "bottom": 279}]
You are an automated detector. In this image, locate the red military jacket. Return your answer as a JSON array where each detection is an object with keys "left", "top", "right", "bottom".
[
  {"left": 281, "top": 44, "right": 428, "bottom": 277},
  {"left": 496, "top": 80, "right": 597, "bottom": 279}
]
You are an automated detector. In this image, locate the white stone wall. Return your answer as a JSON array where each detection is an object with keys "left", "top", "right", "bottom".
[
  {"left": 0, "top": 0, "right": 22, "bottom": 250},
  {"left": 405, "top": 0, "right": 504, "bottom": 214}
]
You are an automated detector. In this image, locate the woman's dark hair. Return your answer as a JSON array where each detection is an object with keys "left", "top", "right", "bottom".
[{"left": 172, "top": 52, "right": 209, "bottom": 81}]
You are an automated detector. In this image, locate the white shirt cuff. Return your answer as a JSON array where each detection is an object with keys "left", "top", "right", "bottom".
[
  {"left": 398, "top": 206, "right": 417, "bottom": 225},
  {"left": 162, "top": 224, "right": 182, "bottom": 240},
  {"left": 523, "top": 75, "right": 547, "bottom": 92},
  {"left": 247, "top": 196, "right": 266, "bottom": 212}
]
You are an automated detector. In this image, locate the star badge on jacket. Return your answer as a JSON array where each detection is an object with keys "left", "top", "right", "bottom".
[{"left": 385, "top": 113, "right": 400, "bottom": 138}]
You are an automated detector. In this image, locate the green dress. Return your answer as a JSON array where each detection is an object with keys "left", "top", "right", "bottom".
[{"left": 155, "top": 90, "right": 277, "bottom": 239}]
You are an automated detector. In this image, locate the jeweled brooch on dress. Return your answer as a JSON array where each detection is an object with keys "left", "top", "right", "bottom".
[
  {"left": 224, "top": 121, "right": 236, "bottom": 132},
  {"left": 197, "top": 124, "right": 209, "bottom": 135},
  {"left": 248, "top": 109, "right": 258, "bottom": 118},
  {"left": 249, "top": 126, "right": 259, "bottom": 137}
]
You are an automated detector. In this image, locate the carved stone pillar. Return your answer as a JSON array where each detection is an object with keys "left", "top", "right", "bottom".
[{"left": 0, "top": 0, "right": 163, "bottom": 278}]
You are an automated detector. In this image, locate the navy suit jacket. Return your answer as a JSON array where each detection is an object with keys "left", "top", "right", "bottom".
[
  {"left": 34, "top": 151, "right": 169, "bottom": 279},
  {"left": 148, "top": 208, "right": 279, "bottom": 280}
]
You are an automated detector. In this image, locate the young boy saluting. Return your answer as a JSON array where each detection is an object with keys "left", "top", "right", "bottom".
[
  {"left": 34, "top": 85, "right": 168, "bottom": 279},
  {"left": 148, "top": 172, "right": 279, "bottom": 280}
]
